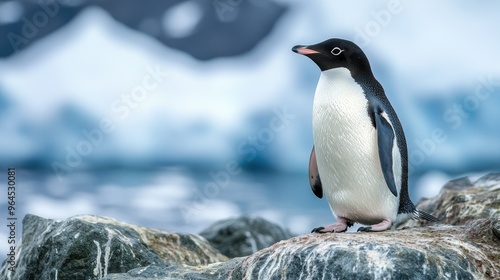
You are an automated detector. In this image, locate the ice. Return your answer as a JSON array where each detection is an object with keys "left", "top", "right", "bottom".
[{"left": 0, "top": 2, "right": 499, "bottom": 196}]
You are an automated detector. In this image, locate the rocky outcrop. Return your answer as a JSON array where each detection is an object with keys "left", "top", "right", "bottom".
[
  {"left": 0, "top": 215, "right": 227, "bottom": 280},
  {"left": 400, "top": 173, "right": 499, "bottom": 228},
  {"left": 229, "top": 219, "right": 498, "bottom": 279},
  {"left": 106, "top": 220, "right": 499, "bottom": 280},
  {"left": 200, "top": 216, "right": 293, "bottom": 258},
  {"left": 2, "top": 173, "right": 499, "bottom": 280}
]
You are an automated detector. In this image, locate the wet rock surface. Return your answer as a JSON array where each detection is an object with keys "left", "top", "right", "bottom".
[
  {"left": 2, "top": 173, "right": 499, "bottom": 280},
  {"left": 401, "top": 173, "right": 499, "bottom": 228},
  {"left": 228, "top": 219, "right": 499, "bottom": 279},
  {"left": 0, "top": 215, "right": 227, "bottom": 280}
]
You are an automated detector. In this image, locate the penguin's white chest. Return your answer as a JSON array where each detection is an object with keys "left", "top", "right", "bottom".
[{"left": 312, "top": 68, "right": 398, "bottom": 225}]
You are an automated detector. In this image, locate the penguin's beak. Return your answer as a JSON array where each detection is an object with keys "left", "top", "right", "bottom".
[{"left": 292, "top": 45, "right": 320, "bottom": 55}]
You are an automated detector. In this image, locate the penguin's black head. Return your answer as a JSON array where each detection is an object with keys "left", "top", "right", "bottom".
[{"left": 292, "top": 38, "right": 371, "bottom": 73}]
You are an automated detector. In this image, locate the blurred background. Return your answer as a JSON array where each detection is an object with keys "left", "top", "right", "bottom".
[{"left": 1, "top": 0, "right": 500, "bottom": 254}]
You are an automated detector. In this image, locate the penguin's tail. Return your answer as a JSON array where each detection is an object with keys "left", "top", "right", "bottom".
[{"left": 413, "top": 209, "right": 440, "bottom": 223}]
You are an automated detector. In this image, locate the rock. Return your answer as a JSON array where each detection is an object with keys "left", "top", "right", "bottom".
[
  {"left": 106, "top": 173, "right": 500, "bottom": 279},
  {"left": 199, "top": 216, "right": 293, "bottom": 258},
  {"left": 0, "top": 215, "right": 227, "bottom": 280},
  {"left": 108, "top": 221, "right": 500, "bottom": 280},
  {"left": 105, "top": 260, "right": 243, "bottom": 280},
  {"left": 227, "top": 219, "right": 499, "bottom": 279},
  {"left": 400, "top": 173, "right": 500, "bottom": 228},
  {"left": 2, "top": 173, "right": 499, "bottom": 280}
]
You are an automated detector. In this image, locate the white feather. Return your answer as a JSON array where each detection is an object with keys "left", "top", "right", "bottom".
[{"left": 313, "top": 68, "right": 399, "bottom": 225}]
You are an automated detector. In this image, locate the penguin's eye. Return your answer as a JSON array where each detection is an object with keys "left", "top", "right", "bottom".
[{"left": 331, "top": 47, "right": 344, "bottom": 56}]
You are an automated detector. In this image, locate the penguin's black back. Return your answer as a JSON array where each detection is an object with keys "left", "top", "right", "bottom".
[{"left": 353, "top": 70, "right": 415, "bottom": 214}]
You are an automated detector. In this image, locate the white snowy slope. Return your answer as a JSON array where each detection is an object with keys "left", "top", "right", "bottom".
[{"left": 0, "top": 1, "right": 499, "bottom": 186}]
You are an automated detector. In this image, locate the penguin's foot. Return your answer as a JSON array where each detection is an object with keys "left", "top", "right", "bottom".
[
  {"left": 311, "top": 217, "right": 353, "bottom": 233},
  {"left": 311, "top": 224, "right": 347, "bottom": 233},
  {"left": 357, "top": 219, "right": 393, "bottom": 232}
]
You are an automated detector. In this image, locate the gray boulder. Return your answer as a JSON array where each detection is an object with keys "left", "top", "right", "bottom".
[
  {"left": 226, "top": 218, "right": 498, "bottom": 279},
  {"left": 400, "top": 173, "right": 500, "bottom": 228},
  {"left": 0, "top": 215, "right": 227, "bottom": 280},
  {"left": 107, "top": 219, "right": 499, "bottom": 280},
  {"left": 199, "top": 216, "right": 293, "bottom": 258}
]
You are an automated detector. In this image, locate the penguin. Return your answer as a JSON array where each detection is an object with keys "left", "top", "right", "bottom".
[{"left": 292, "top": 38, "right": 438, "bottom": 233}]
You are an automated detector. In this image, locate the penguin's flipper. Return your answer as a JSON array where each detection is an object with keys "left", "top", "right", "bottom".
[
  {"left": 309, "top": 146, "right": 323, "bottom": 198},
  {"left": 374, "top": 109, "right": 398, "bottom": 197}
]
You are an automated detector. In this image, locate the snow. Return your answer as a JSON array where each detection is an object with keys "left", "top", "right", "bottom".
[
  {"left": 162, "top": 1, "right": 203, "bottom": 38},
  {"left": 0, "top": 2, "right": 499, "bottom": 190}
]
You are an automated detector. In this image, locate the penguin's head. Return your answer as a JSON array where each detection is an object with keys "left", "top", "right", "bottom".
[{"left": 292, "top": 38, "right": 371, "bottom": 73}]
